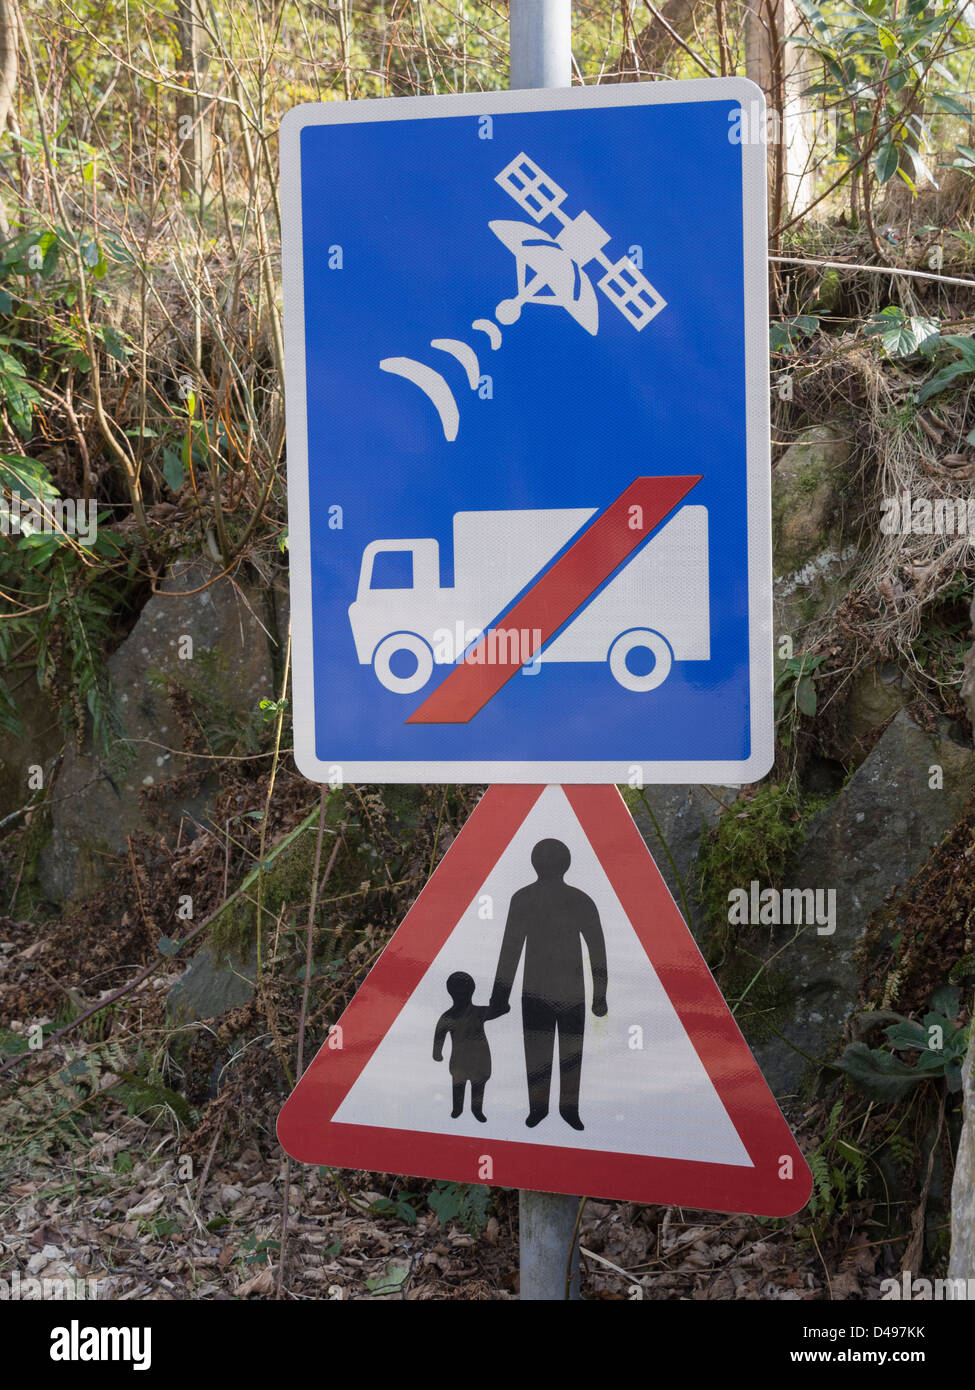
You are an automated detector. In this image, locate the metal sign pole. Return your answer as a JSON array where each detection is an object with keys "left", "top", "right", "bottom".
[
  {"left": 510, "top": 0, "right": 572, "bottom": 90},
  {"left": 508, "top": 0, "right": 582, "bottom": 1303}
]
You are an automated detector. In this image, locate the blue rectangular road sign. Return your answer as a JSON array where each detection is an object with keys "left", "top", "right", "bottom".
[{"left": 281, "top": 79, "right": 773, "bottom": 784}]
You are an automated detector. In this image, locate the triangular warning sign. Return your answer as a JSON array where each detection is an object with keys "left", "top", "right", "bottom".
[{"left": 277, "top": 785, "right": 812, "bottom": 1216}]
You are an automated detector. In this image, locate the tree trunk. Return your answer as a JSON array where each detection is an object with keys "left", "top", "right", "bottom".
[
  {"left": 629, "top": 0, "right": 703, "bottom": 78},
  {"left": 745, "top": 0, "right": 813, "bottom": 232},
  {"left": 176, "top": 0, "right": 212, "bottom": 206},
  {"left": 0, "top": 0, "right": 18, "bottom": 236}
]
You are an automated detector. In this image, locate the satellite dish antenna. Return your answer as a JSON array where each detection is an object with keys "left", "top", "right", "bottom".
[{"left": 490, "top": 221, "right": 600, "bottom": 335}]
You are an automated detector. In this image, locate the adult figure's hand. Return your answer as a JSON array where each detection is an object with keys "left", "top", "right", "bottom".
[
  {"left": 592, "top": 996, "right": 608, "bottom": 1018},
  {"left": 486, "top": 984, "right": 511, "bottom": 1020}
]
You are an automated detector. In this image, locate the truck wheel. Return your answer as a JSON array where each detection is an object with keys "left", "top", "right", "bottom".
[
  {"left": 608, "top": 629, "right": 672, "bottom": 692},
  {"left": 372, "top": 632, "right": 434, "bottom": 694}
]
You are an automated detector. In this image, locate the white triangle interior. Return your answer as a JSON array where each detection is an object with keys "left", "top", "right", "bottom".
[{"left": 333, "top": 786, "right": 752, "bottom": 1166}]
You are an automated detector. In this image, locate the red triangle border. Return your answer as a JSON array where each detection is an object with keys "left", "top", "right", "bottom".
[{"left": 277, "top": 785, "right": 812, "bottom": 1217}]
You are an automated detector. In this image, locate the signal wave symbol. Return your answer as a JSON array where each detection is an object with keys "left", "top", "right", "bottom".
[{"left": 379, "top": 153, "right": 667, "bottom": 442}]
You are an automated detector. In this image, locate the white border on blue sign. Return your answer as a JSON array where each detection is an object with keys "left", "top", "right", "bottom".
[{"left": 281, "top": 78, "right": 773, "bottom": 785}]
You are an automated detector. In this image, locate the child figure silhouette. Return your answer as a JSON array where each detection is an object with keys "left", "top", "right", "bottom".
[{"left": 433, "top": 972, "right": 497, "bottom": 1122}]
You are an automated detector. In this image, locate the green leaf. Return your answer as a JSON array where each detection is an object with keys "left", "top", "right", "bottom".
[
  {"left": 365, "top": 1258, "right": 411, "bottom": 1294},
  {"left": 884, "top": 1021, "right": 929, "bottom": 1051},
  {"left": 930, "top": 983, "right": 960, "bottom": 1020},
  {"left": 364, "top": 1189, "right": 411, "bottom": 1223},
  {"left": 877, "top": 25, "right": 898, "bottom": 60},
  {"left": 769, "top": 316, "right": 818, "bottom": 355},
  {"left": 866, "top": 308, "right": 940, "bottom": 357},
  {"left": 904, "top": 144, "right": 939, "bottom": 190},
  {"left": 885, "top": 324, "right": 919, "bottom": 356},
  {"left": 99, "top": 324, "right": 128, "bottom": 363},
  {"left": 949, "top": 228, "right": 975, "bottom": 252},
  {"left": 932, "top": 93, "right": 971, "bottom": 119},
  {"left": 917, "top": 359, "right": 974, "bottom": 403},
  {"left": 156, "top": 935, "right": 183, "bottom": 956},
  {"left": 428, "top": 1181, "right": 462, "bottom": 1224},
  {"left": 941, "top": 334, "right": 975, "bottom": 367},
  {"left": 162, "top": 447, "right": 184, "bottom": 493},
  {"left": 770, "top": 322, "right": 794, "bottom": 353},
  {"left": 796, "top": 675, "right": 817, "bottom": 717},
  {"left": 836, "top": 1042, "right": 921, "bottom": 1101},
  {"left": 0, "top": 452, "right": 60, "bottom": 502},
  {"left": 0, "top": 1030, "right": 29, "bottom": 1056},
  {"left": 874, "top": 139, "right": 899, "bottom": 184}
]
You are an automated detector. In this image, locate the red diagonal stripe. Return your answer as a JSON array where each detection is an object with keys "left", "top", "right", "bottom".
[{"left": 406, "top": 475, "right": 702, "bottom": 725}]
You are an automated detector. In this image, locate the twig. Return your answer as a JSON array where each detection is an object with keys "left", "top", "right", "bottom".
[
  {"left": 642, "top": 1, "right": 717, "bottom": 77},
  {"left": 566, "top": 1196, "right": 586, "bottom": 1299},
  {"left": 297, "top": 826, "right": 342, "bottom": 1082},
  {"left": 810, "top": 1224, "right": 833, "bottom": 1300},
  {"left": 195, "top": 1108, "right": 227, "bottom": 1203},
  {"left": 275, "top": 1155, "right": 292, "bottom": 1301},
  {"left": 256, "top": 622, "right": 292, "bottom": 974},
  {"left": 278, "top": 799, "right": 342, "bottom": 1301},
  {"left": 900, "top": 1090, "right": 947, "bottom": 1278},
  {"left": 579, "top": 1244, "right": 643, "bottom": 1286},
  {"left": 0, "top": 903, "right": 218, "bottom": 1079},
  {"left": 770, "top": 254, "right": 975, "bottom": 290},
  {"left": 126, "top": 835, "right": 150, "bottom": 933}
]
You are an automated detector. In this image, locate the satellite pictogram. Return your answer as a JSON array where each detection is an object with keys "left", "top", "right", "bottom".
[{"left": 380, "top": 152, "right": 667, "bottom": 441}]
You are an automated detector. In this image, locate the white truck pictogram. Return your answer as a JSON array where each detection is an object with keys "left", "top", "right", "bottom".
[{"left": 348, "top": 505, "right": 710, "bottom": 695}]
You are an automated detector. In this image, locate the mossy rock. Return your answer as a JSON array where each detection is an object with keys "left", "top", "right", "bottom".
[
  {"left": 772, "top": 425, "right": 859, "bottom": 654},
  {"left": 167, "top": 784, "right": 439, "bottom": 1028},
  {"left": 7, "top": 803, "right": 57, "bottom": 919},
  {"left": 772, "top": 425, "right": 851, "bottom": 576},
  {"left": 209, "top": 795, "right": 350, "bottom": 961},
  {"left": 710, "top": 951, "right": 793, "bottom": 1051}
]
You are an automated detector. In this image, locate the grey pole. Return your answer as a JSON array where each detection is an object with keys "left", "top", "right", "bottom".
[
  {"left": 519, "top": 1188, "right": 582, "bottom": 1300},
  {"left": 508, "top": 0, "right": 582, "bottom": 1304},
  {"left": 510, "top": 0, "right": 572, "bottom": 90}
]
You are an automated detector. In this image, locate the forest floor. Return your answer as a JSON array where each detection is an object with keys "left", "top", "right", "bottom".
[{"left": 0, "top": 900, "right": 887, "bottom": 1301}]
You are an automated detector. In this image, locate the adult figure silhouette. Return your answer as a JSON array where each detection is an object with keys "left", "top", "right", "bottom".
[{"left": 489, "top": 838, "right": 607, "bottom": 1130}]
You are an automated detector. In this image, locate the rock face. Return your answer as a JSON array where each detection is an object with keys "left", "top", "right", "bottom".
[
  {"left": 627, "top": 784, "right": 735, "bottom": 937},
  {"left": 37, "top": 557, "right": 281, "bottom": 905},
  {"left": 772, "top": 424, "right": 857, "bottom": 654},
  {"left": 831, "top": 663, "right": 909, "bottom": 764},
  {"left": 0, "top": 689, "right": 62, "bottom": 823},
  {"left": 752, "top": 711, "right": 975, "bottom": 1097},
  {"left": 167, "top": 942, "right": 258, "bottom": 1026},
  {"left": 948, "top": 1012, "right": 975, "bottom": 1281}
]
